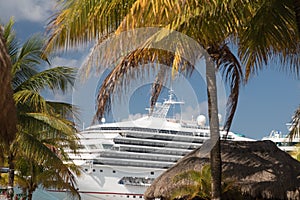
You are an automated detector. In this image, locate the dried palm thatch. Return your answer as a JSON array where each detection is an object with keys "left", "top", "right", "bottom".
[
  {"left": 0, "top": 26, "right": 17, "bottom": 145},
  {"left": 144, "top": 140, "right": 300, "bottom": 200}
]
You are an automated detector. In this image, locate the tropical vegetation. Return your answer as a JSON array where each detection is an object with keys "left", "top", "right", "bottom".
[
  {"left": 44, "top": 0, "right": 300, "bottom": 199},
  {"left": 0, "top": 20, "right": 81, "bottom": 200},
  {"left": 171, "top": 165, "right": 239, "bottom": 200}
]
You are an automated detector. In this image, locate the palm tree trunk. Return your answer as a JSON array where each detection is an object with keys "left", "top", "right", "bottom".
[
  {"left": 7, "top": 153, "right": 14, "bottom": 200},
  {"left": 0, "top": 26, "right": 17, "bottom": 200},
  {"left": 28, "top": 190, "right": 33, "bottom": 200},
  {"left": 205, "top": 55, "right": 222, "bottom": 200},
  {"left": 0, "top": 26, "right": 17, "bottom": 144}
]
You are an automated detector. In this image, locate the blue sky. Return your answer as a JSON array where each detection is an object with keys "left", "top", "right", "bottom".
[{"left": 1, "top": 0, "right": 299, "bottom": 140}]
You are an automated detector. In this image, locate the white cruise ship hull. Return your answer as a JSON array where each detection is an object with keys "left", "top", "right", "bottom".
[{"left": 48, "top": 165, "right": 164, "bottom": 200}]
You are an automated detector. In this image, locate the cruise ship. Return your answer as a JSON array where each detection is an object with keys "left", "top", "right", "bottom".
[
  {"left": 262, "top": 124, "right": 300, "bottom": 152},
  {"left": 49, "top": 91, "right": 254, "bottom": 200}
]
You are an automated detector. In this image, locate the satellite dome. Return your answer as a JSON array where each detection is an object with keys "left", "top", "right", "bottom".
[{"left": 197, "top": 115, "right": 206, "bottom": 126}]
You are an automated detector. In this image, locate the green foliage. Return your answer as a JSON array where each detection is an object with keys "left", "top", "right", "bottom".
[
  {"left": 289, "top": 106, "right": 300, "bottom": 139},
  {"left": 1, "top": 19, "right": 81, "bottom": 199},
  {"left": 44, "top": 1, "right": 300, "bottom": 200},
  {"left": 171, "top": 165, "right": 237, "bottom": 200}
]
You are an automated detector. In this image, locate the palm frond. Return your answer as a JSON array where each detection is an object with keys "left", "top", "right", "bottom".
[
  {"left": 238, "top": 0, "right": 299, "bottom": 80},
  {"left": 289, "top": 106, "right": 300, "bottom": 139},
  {"left": 207, "top": 44, "right": 244, "bottom": 133},
  {"left": 14, "top": 134, "right": 80, "bottom": 199},
  {"left": 14, "top": 90, "right": 47, "bottom": 112},
  {"left": 117, "top": 0, "right": 202, "bottom": 32},
  {"left": 150, "top": 69, "right": 166, "bottom": 115},
  {"left": 17, "top": 112, "right": 79, "bottom": 160},
  {"left": 2, "top": 18, "right": 18, "bottom": 64},
  {"left": 170, "top": 185, "right": 202, "bottom": 200},
  {"left": 172, "top": 165, "right": 212, "bottom": 200},
  {"left": 13, "top": 34, "right": 48, "bottom": 74},
  {"left": 22, "top": 112, "right": 76, "bottom": 137},
  {"left": 15, "top": 131, "right": 57, "bottom": 163},
  {"left": 295, "top": 0, "right": 300, "bottom": 34},
  {"left": 12, "top": 65, "right": 38, "bottom": 90},
  {"left": 95, "top": 47, "right": 194, "bottom": 120},
  {"left": 39, "top": 168, "right": 80, "bottom": 199},
  {"left": 173, "top": 170, "right": 205, "bottom": 183},
  {"left": 46, "top": 101, "right": 80, "bottom": 121},
  {"left": 45, "top": 0, "right": 135, "bottom": 54},
  {"left": 14, "top": 66, "right": 76, "bottom": 93}
]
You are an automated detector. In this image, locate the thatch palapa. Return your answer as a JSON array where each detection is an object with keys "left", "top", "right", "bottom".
[{"left": 144, "top": 141, "right": 300, "bottom": 200}]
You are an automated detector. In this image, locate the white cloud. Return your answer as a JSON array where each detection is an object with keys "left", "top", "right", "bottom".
[
  {"left": 174, "top": 101, "right": 226, "bottom": 125},
  {"left": 0, "top": 0, "right": 56, "bottom": 23},
  {"left": 175, "top": 102, "right": 207, "bottom": 121}
]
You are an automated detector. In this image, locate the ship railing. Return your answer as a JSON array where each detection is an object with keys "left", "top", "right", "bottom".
[
  {"left": 99, "top": 151, "right": 181, "bottom": 162},
  {"left": 93, "top": 157, "right": 174, "bottom": 169},
  {"left": 113, "top": 137, "right": 202, "bottom": 149},
  {"left": 115, "top": 144, "right": 190, "bottom": 156}
]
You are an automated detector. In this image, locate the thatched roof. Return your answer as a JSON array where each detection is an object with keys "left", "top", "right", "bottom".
[{"left": 144, "top": 140, "right": 300, "bottom": 200}]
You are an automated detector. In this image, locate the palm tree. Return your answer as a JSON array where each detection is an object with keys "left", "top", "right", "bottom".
[
  {"left": 288, "top": 107, "right": 300, "bottom": 160},
  {"left": 171, "top": 165, "right": 237, "bottom": 200},
  {"left": 172, "top": 165, "right": 212, "bottom": 200},
  {"left": 44, "top": 0, "right": 300, "bottom": 199},
  {"left": 45, "top": 2, "right": 243, "bottom": 199},
  {"left": 2, "top": 19, "right": 81, "bottom": 199}
]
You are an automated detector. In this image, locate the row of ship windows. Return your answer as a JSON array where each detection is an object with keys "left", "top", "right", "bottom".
[
  {"left": 98, "top": 127, "right": 196, "bottom": 135},
  {"left": 125, "top": 195, "right": 142, "bottom": 198},
  {"left": 91, "top": 127, "right": 235, "bottom": 140},
  {"left": 87, "top": 127, "right": 237, "bottom": 141},
  {"left": 105, "top": 195, "right": 143, "bottom": 199},
  {"left": 84, "top": 168, "right": 155, "bottom": 175}
]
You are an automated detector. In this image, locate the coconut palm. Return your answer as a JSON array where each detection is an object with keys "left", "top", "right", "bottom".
[
  {"left": 45, "top": 2, "right": 244, "bottom": 198},
  {"left": 2, "top": 19, "right": 81, "bottom": 199},
  {"left": 45, "top": 0, "right": 300, "bottom": 199},
  {"left": 172, "top": 165, "right": 212, "bottom": 200},
  {"left": 171, "top": 165, "right": 237, "bottom": 200}
]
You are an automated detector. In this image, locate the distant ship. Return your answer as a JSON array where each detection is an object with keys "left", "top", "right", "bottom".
[
  {"left": 49, "top": 90, "right": 254, "bottom": 200},
  {"left": 262, "top": 124, "right": 300, "bottom": 152}
]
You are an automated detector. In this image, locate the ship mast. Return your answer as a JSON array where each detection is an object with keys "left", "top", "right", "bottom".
[{"left": 150, "top": 89, "right": 184, "bottom": 118}]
